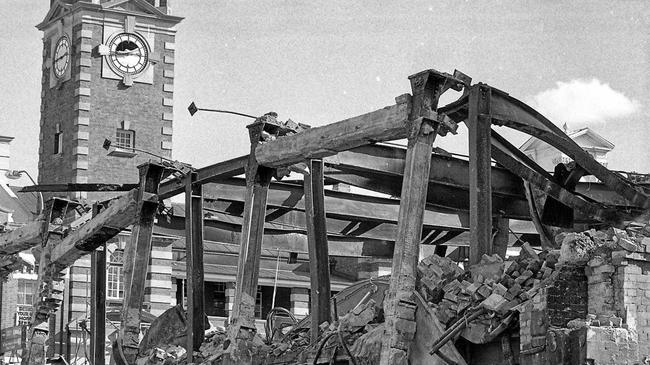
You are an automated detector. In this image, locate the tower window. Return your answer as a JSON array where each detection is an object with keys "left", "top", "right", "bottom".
[
  {"left": 116, "top": 129, "right": 135, "bottom": 149},
  {"left": 53, "top": 131, "right": 62, "bottom": 154}
]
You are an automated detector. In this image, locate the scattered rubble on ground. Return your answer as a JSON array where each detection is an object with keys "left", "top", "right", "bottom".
[{"left": 137, "top": 223, "right": 650, "bottom": 364}]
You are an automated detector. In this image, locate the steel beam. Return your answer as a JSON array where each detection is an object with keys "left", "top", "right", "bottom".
[
  {"left": 468, "top": 84, "right": 493, "bottom": 265},
  {"left": 186, "top": 172, "right": 205, "bottom": 360},
  {"left": 303, "top": 159, "right": 331, "bottom": 343}
]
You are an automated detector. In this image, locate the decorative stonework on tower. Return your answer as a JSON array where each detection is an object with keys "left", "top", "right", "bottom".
[{"left": 36, "top": 0, "right": 182, "bottom": 200}]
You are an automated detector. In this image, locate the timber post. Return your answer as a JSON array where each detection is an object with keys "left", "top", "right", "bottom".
[
  {"left": 186, "top": 171, "right": 205, "bottom": 362},
  {"left": 90, "top": 203, "right": 107, "bottom": 365},
  {"left": 468, "top": 84, "right": 493, "bottom": 265},
  {"left": 23, "top": 200, "right": 66, "bottom": 365},
  {"left": 115, "top": 162, "right": 165, "bottom": 365},
  {"left": 225, "top": 116, "right": 274, "bottom": 364},
  {"left": 303, "top": 158, "right": 331, "bottom": 343},
  {"left": 380, "top": 70, "right": 462, "bottom": 365},
  {"left": 492, "top": 216, "right": 510, "bottom": 259}
]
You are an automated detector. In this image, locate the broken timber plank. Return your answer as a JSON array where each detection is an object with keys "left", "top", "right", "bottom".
[
  {"left": 186, "top": 172, "right": 205, "bottom": 360},
  {"left": 48, "top": 189, "right": 140, "bottom": 269},
  {"left": 254, "top": 96, "right": 412, "bottom": 168},
  {"left": 410, "top": 292, "right": 468, "bottom": 365},
  {"left": 0, "top": 218, "right": 47, "bottom": 255},
  {"left": 158, "top": 155, "right": 248, "bottom": 199},
  {"left": 381, "top": 70, "right": 449, "bottom": 365},
  {"left": 468, "top": 84, "right": 493, "bottom": 265},
  {"left": 303, "top": 159, "right": 331, "bottom": 343}
]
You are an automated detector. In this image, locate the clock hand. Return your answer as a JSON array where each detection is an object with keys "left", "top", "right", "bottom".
[{"left": 54, "top": 52, "right": 68, "bottom": 62}]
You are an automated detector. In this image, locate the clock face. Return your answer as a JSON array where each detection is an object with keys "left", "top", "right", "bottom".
[
  {"left": 53, "top": 36, "right": 70, "bottom": 79},
  {"left": 107, "top": 32, "right": 149, "bottom": 76}
]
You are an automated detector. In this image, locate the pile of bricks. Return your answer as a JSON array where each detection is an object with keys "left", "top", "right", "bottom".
[{"left": 418, "top": 244, "right": 560, "bottom": 333}]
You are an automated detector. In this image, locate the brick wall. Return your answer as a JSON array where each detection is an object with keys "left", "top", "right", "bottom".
[
  {"left": 38, "top": 7, "right": 178, "bottom": 202},
  {"left": 547, "top": 265, "right": 588, "bottom": 327},
  {"left": 1, "top": 279, "right": 18, "bottom": 329},
  {"left": 613, "top": 257, "right": 650, "bottom": 357}
]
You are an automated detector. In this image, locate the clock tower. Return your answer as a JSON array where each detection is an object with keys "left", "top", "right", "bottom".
[{"left": 36, "top": 0, "right": 183, "bottom": 200}]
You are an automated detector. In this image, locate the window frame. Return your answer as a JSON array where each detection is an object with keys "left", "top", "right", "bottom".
[
  {"left": 107, "top": 249, "right": 125, "bottom": 300},
  {"left": 53, "top": 131, "right": 63, "bottom": 155},
  {"left": 115, "top": 128, "right": 135, "bottom": 150}
]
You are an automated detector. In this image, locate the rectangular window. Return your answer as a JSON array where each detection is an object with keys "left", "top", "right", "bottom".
[
  {"left": 115, "top": 129, "right": 135, "bottom": 149},
  {"left": 16, "top": 280, "right": 36, "bottom": 306},
  {"left": 205, "top": 282, "right": 227, "bottom": 317},
  {"left": 107, "top": 249, "right": 124, "bottom": 299},
  {"left": 53, "top": 132, "right": 62, "bottom": 154}
]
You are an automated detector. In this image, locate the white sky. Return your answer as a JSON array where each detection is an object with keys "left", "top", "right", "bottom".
[{"left": 0, "top": 0, "right": 648, "bottom": 180}]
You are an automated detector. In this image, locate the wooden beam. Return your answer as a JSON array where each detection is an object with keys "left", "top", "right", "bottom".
[
  {"left": 158, "top": 155, "right": 248, "bottom": 199},
  {"left": 20, "top": 183, "right": 139, "bottom": 193},
  {"left": 303, "top": 159, "right": 331, "bottom": 342},
  {"left": 204, "top": 178, "right": 470, "bottom": 230},
  {"left": 468, "top": 84, "right": 493, "bottom": 265},
  {"left": 116, "top": 163, "right": 165, "bottom": 365},
  {"left": 381, "top": 70, "right": 447, "bottom": 365},
  {"left": 255, "top": 96, "right": 412, "bottom": 168},
  {"left": 90, "top": 203, "right": 106, "bottom": 365},
  {"left": 493, "top": 216, "right": 509, "bottom": 259},
  {"left": 226, "top": 121, "right": 274, "bottom": 364},
  {"left": 0, "top": 218, "right": 46, "bottom": 255},
  {"left": 49, "top": 189, "right": 140, "bottom": 269},
  {"left": 186, "top": 172, "right": 205, "bottom": 360}
]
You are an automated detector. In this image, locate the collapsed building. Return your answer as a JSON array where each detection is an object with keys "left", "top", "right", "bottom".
[{"left": 1, "top": 65, "right": 649, "bottom": 365}]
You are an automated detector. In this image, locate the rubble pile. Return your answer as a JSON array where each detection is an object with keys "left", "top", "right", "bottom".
[
  {"left": 140, "top": 224, "right": 650, "bottom": 364},
  {"left": 265, "top": 299, "right": 384, "bottom": 364},
  {"left": 418, "top": 243, "right": 560, "bottom": 340}
]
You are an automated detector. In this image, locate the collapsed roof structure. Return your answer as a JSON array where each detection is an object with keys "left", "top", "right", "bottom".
[{"left": 2, "top": 68, "right": 649, "bottom": 365}]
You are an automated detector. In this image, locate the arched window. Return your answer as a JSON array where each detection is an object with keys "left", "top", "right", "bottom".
[{"left": 107, "top": 249, "right": 124, "bottom": 299}]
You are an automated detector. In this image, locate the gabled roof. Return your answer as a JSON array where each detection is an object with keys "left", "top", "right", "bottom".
[
  {"left": 37, "top": 0, "right": 183, "bottom": 30},
  {"left": 519, "top": 127, "right": 614, "bottom": 152},
  {"left": 568, "top": 127, "right": 615, "bottom": 150},
  {"left": 101, "top": 0, "right": 171, "bottom": 18},
  {"left": 36, "top": 0, "right": 73, "bottom": 30}
]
